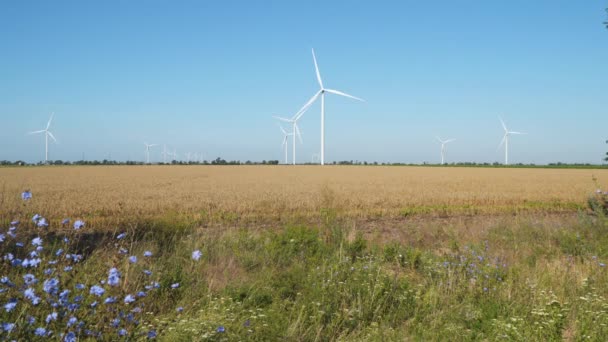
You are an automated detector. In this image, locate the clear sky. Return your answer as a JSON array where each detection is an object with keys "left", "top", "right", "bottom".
[{"left": 1, "top": 1, "right": 607, "bottom": 164}]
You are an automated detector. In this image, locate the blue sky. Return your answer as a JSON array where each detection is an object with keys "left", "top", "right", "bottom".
[{"left": 1, "top": 1, "right": 607, "bottom": 164}]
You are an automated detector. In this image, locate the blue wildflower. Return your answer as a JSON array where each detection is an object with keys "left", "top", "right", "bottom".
[
  {"left": 43, "top": 278, "right": 60, "bottom": 294},
  {"left": 116, "top": 233, "right": 126, "bottom": 240},
  {"left": 217, "top": 326, "right": 225, "bottom": 333},
  {"left": 44, "top": 268, "right": 54, "bottom": 275},
  {"left": 111, "top": 318, "right": 121, "bottom": 328},
  {"left": 137, "top": 291, "right": 146, "bottom": 297},
  {"left": 3, "top": 254, "right": 13, "bottom": 261},
  {"left": 4, "top": 299, "right": 17, "bottom": 312},
  {"left": 67, "top": 317, "right": 78, "bottom": 327},
  {"left": 73, "top": 295, "right": 83, "bottom": 302},
  {"left": 61, "top": 218, "right": 70, "bottom": 225},
  {"left": 124, "top": 294, "right": 135, "bottom": 304},
  {"left": 0, "top": 234, "right": 4, "bottom": 243},
  {"left": 129, "top": 256, "right": 137, "bottom": 263},
  {"left": 32, "top": 237, "right": 43, "bottom": 246},
  {"left": 147, "top": 330, "right": 157, "bottom": 339},
  {"left": 30, "top": 251, "right": 39, "bottom": 258},
  {"left": 90, "top": 301, "right": 98, "bottom": 308},
  {"left": 11, "top": 259, "right": 22, "bottom": 267},
  {"left": 2, "top": 322, "right": 15, "bottom": 332},
  {"left": 73, "top": 220, "right": 85, "bottom": 230},
  {"left": 118, "top": 329, "right": 128, "bottom": 336},
  {"left": 15, "top": 242, "right": 24, "bottom": 247},
  {"left": 143, "top": 270, "right": 152, "bottom": 276},
  {"left": 171, "top": 283, "right": 180, "bottom": 289},
  {"left": 144, "top": 251, "right": 152, "bottom": 257},
  {"left": 24, "top": 288, "right": 41, "bottom": 305},
  {"left": 35, "top": 327, "right": 47, "bottom": 336},
  {"left": 600, "top": 263, "right": 606, "bottom": 267},
  {"left": 64, "top": 266, "right": 73, "bottom": 272},
  {"left": 32, "top": 214, "right": 41, "bottom": 222},
  {"left": 108, "top": 268, "right": 121, "bottom": 286},
  {"left": 46, "top": 312, "right": 58, "bottom": 324},
  {"left": 64, "top": 331, "right": 76, "bottom": 342},
  {"left": 75, "top": 283, "right": 85, "bottom": 290},
  {"left": 56, "top": 248, "right": 64, "bottom": 256},
  {"left": 23, "top": 273, "right": 38, "bottom": 285},
  {"left": 63, "top": 237, "right": 69, "bottom": 243},
  {"left": 104, "top": 297, "right": 116, "bottom": 304},
  {"left": 119, "top": 248, "right": 128, "bottom": 254},
  {"left": 90, "top": 285, "right": 105, "bottom": 297},
  {"left": 10, "top": 220, "right": 19, "bottom": 226},
  {"left": 176, "top": 306, "right": 183, "bottom": 313},
  {"left": 26, "top": 316, "right": 36, "bottom": 325},
  {"left": 37, "top": 218, "right": 48, "bottom": 228},
  {"left": 22, "top": 190, "right": 32, "bottom": 200},
  {"left": 192, "top": 250, "right": 202, "bottom": 261}
]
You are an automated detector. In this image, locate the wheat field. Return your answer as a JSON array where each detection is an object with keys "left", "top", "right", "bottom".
[{"left": 1, "top": 165, "right": 606, "bottom": 228}]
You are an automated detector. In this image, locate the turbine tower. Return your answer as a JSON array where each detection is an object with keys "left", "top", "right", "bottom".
[
  {"left": 279, "top": 125, "right": 293, "bottom": 165},
  {"left": 144, "top": 143, "right": 158, "bottom": 164},
  {"left": 28, "top": 113, "right": 57, "bottom": 164},
  {"left": 498, "top": 117, "right": 526, "bottom": 165},
  {"left": 436, "top": 137, "right": 455, "bottom": 165},
  {"left": 300, "top": 49, "right": 364, "bottom": 165}
]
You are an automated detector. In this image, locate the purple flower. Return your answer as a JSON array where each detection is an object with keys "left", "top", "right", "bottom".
[
  {"left": 192, "top": 250, "right": 202, "bottom": 261},
  {"left": 23, "top": 273, "right": 38, "bottom": 285},
  {"left": 43, "top": 278, "right": 60, "bottom": 294},
  {"left": 22, "top": 190, "right": 32, "bottom": 200},
  {"left": 0, "top": 234, "right": 4, "bottom": 243},
  {"left": 124, "top": 294, "right": 135, "bottom": 304},
  {"left": 171, "top": 283, "right": 180, "bottom": 289},
  {"left": 37, "top": 218, "right": 48, "bottom": 228},
  {"left": 147, "top": 330, "right": 157, "bottom": 339},
  {"left": 104, "top": 297, "right": 117, "bottom": 304},
  {"left": 75, "top": 283, "right": 85, "bottom": 290},
  {"left": 24, "top": 288, "right": 41, "bottom": 305},
  {"left": 137, "top": 291, "right": 146, "bottom": 297},
  {"left": 73, "top": 220, "right": 85, "bottom": 230},
  {"left": 56, "top": 249, "right": 64, "bottom": 256},
  {"left": 46, "top": 312, "right": 58, "bottom": 323},
  {"left": 177, "top": 306, "right": 183, "bottom": 313},
  {"left": 90, "top": 285, "right": 105, "bottom": 297},
  {"left": 64, "top": 331, "right": 76, "bottom": 342},
  {"left": 216, "top": 326, "right": 225, "bottom": 333},
  {"left": 108, "top": 268, "right": 121, "bottom": 286},
  {"left": 2, "top": 322, "right": 15, "bottom": 332},
  {"left": 10, "top": 220, "right": 19, "bottom": 226},
  {"left": 67, "top": 317, "right": 78, "bottom": 327},
  {"left": 64, "top": 266, "right": 73, "bottom": 272},
  {"left": 143, "top": 270, "right": 152, "bottom": 276},
  {"left": 143, "top": 251, "right": 153, "bottom": 257},
  {"left": 35, "top": 327, "right": 47, "bottom": 336},
  {"left": 32, "top": 214, "right": 41, "bottom": 222},
  {"left": 118, "top": 329, "right": 128, "bottom": 336},
  {"left": 116, "top": 233, "right": 126, "bottom": 240},
  {"left": 4, "top": 299, "right": 17, "bottom": 312},
  {"left": 128, "top": 256, "right": 137, "bottom": 264}
]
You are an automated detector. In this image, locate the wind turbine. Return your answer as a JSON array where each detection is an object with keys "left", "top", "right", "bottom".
[
  {"left": 161, "top": 144, "right": 169, "bottom": 164},
  {"left": 28, "top": 113, "right": 57, "bottom": 164},
  {"left": 144, "top": 143, "right": 158, "bottom": 164},
  {"left": 273, "top": 103, "right": 310, "bottom": 165},
  {"left": 300, "top": 49, "right": 364, "bottom": 165},
  {"left": 278, "top": 125, "right": 293, "bottom": 165},
  {"left": 498, "top": 117, "right": 526, "bottom": 165},
  {"left": 435, "top": 137, "right": 455, "bottom": 165}
]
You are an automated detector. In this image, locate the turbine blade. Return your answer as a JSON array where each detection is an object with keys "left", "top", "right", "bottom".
[
  {"left": 312, "top": 48, "right": 324, "bottom": 89},
  {"left": 497, "top": 134, "right": 507, "bottom": 150},
  {"left": 28, "top": 130, "right": 45, "bottom": 134},
  {"left": 293, "top": 91, "right": 321, "bottom": 121},
  {"left": 282, "top": 135, "right": 288, "bottom": 147},
  {"left": 499, "top": 116, "right": 507, "bottom": 131},
  {"left": 46, "top": 113, "right": 54, "bottom": 129},
  {"left": 47, "top": 131, "right": 57, "bottom": 143},
  {"left": 279, "top": 125, "right": 287, "bottom": 135},
  {"left": 445, "top": 139, "right": 456, "bottom": 143},
  {"left": 325, "top": 88, "right": 364, "bottom": 102},
  {"left": 295, "top": 124, "right": 303, "bottom": 144},
  {"left": 273, "top": 115, "right": 292, "bottom": 123},
  {"left": 509, "top": 131, "right": 526, "bottom": 135}
]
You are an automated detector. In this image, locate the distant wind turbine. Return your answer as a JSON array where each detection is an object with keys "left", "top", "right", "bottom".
[
  {"left": 436, "top": 137, "right": 455, "bottom": 165},
  {"left": 498, "top": 117, "right": 526, "bottom": 165},
  {"left": 279, "top": 125, "right": 293, "bottom": 165},
  {"left": 28, "top": 113, "right": 57, "bottom": 164},
  {"left": 273, "top": 102, "right": 311, "bottom": 165},
  {"left": 144, "top": 143, "right": 158, "bottom": 164},
  {"left": 299, "top": 48, "right": 364, "bottom": 165},
  {"left": 161, "top": 144, "right": 169, "bottom": 164}
]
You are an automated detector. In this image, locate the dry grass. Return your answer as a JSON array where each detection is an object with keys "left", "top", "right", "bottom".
[{"left": 1, "top": 165, "right": 606, "bottom": 229}]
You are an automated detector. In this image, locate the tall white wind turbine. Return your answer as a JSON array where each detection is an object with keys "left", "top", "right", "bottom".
[
  {"left": 278, "top": 125, "right": 293, "bottom": 165},
  {"left": 28, "top": 113, "right": 57, "bottom": 164},
  {"left": 436, "top": 137, "right": 455, "bottom": 165},
  {"left": 301, "top": 48, "right": 364, "bottom": 165},
  {"left": 498, "top": 117, "right": 526, "bottom": 165},
  {"left": 144, "top": 143, "right": 158, "bottom": 164}
]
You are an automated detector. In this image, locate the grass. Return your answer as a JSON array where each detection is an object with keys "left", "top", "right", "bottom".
[{"left": 2, "top": 167, "right": 608, "bottom": 340}]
